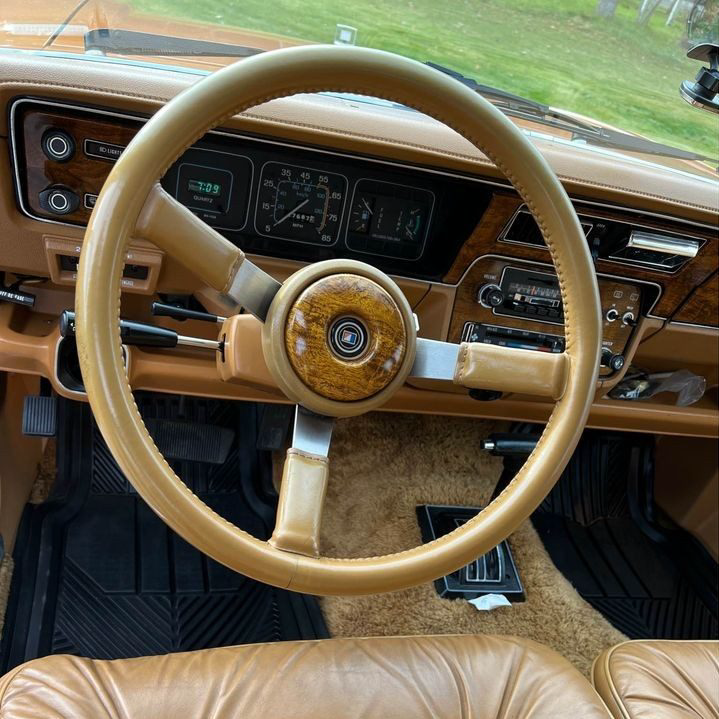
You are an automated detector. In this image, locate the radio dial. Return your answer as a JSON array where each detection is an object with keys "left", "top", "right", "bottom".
[{"left": 477, "top": 284, "right": 505, "bottom": 308}]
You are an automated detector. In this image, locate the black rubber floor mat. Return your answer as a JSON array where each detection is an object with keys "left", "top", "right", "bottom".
[
  {"left": 2, "top": 395, "right": 327, "bottom": 672},
  {"left": 532, "top": 431, "right": 718, "bottom": 640}
]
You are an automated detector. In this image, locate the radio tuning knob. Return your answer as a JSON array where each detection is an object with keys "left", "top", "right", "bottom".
[{"left": 477, "top": 284, "right": 505, "bottom": 308}]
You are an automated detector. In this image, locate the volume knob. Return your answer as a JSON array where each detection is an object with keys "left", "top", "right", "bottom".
[{"left": 477, "top": 284, "right": 505, "bottom": 308}]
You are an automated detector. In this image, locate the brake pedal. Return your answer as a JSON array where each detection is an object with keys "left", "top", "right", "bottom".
[{"left": 22, "top": 395, "right": 57, "bottom": 437}]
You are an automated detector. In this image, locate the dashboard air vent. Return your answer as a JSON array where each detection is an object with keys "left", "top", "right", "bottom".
[
  {"left": 500, "top": 208, "right": 593, "bottom": 248},
  {"left": 499, "top": 206, "right": 703, "bottom": 274}
]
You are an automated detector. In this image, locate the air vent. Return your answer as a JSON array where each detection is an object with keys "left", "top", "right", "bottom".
[
  {"left": 500, "top": 208, "right": 593, "bottom": 248},
  {"left": 499, "top": 206, "right": 703, "bottom": 274},
  {"left": 608, "top": 231, "right": 700, "bottom": 272}
]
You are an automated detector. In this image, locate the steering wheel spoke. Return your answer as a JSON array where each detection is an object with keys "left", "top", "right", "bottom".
[
  {"left": 411, "top": 337, "right": 569, "bottom": 399},
  {"left": 269, "top": 406, "right": 334, "bottom": 557},
  {"left": 135, "top": 185, "right": 280, "bottom": 319}
]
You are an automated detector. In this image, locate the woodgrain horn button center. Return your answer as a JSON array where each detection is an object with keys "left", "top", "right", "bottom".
[{"left": 284, "top": 273, "right": 408, "bottom": 402}]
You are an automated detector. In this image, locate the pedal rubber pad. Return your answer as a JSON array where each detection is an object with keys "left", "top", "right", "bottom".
[{"left": 22, "top": 395, "right": 57, "bottom": 437}]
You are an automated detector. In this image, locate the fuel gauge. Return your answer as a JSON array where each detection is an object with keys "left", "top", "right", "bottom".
[{"left": 349, "top": 195, "right": 375, "bottom": 234}]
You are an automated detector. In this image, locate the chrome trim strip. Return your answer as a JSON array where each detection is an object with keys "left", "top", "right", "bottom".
[
  {"left": 669, "top": 321, "right": 719, "bottom": 332},
  {"left": 626, "top": 230, "right": 700, "bottom": 257}
]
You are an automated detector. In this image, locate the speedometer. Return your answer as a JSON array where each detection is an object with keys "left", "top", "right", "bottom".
[{"left": 255, "top": 162, "right": 347, "bottom": 245}]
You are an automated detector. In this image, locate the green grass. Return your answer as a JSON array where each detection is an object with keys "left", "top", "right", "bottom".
[{"left": 130, "top": 0, "right": 718, "bottom": 159}]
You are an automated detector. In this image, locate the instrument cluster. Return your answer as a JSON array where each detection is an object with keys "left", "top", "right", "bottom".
[
  {"left": 167, "top": 154, "right": 436, "bottom": 260},
  {"left": 12, "top": 99, "right": 491, "bottom": 280}
]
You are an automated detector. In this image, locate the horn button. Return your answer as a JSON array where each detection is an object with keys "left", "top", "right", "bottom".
[
  {"left": 328, "top": 317, "right": 369, "bottom": 360},
  {"left": 284, "top": 273, "right": 407, "bottom": 402}
]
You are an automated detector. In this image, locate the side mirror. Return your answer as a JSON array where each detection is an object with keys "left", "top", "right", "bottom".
[{"left": 680, "top": 43, "right": 719, "bottom": 114}]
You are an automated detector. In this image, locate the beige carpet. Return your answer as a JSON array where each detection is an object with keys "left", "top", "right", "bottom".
[
  {"left": 29, "top": 438, "right": 56, "bottom": 504},
  {"left": 0, "top": 555, "right": 13, "bottom": 640},
  {"left": 291, "top": 412, "right": 627, "bottom": 677}
]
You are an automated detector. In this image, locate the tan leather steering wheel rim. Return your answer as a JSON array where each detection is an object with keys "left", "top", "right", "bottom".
[{"left": 76, "top": 45, "right": 601, "bottom": 595}]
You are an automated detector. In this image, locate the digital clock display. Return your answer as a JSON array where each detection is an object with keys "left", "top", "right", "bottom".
[
  {"left": 188, "top": 179, "right": 222, "bottom": 196},
  {"left": 175, "top": 162, "right": 234, "bottom": 218}
]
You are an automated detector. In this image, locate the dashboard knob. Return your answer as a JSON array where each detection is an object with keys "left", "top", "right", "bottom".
[
  {"left": 609, "top": 354, "right": 625, "bottom": 372},
  {"left": 477, "top": 284, "right": 505, "bottom": 308},
  {"left": 41, "top": 130, "right": 75, "bottom": 162},
  {"left": 605, "top": 308, "right": 619, "bottom": 322},
  {"left": 621, "top": 311, "right": 636, "bottom": 326},
  {"left": 600, "top": 347, "right": 625, "bottom": 373},
  {"left": 39, "top": 187, "right": 80, "bottom": 216}
]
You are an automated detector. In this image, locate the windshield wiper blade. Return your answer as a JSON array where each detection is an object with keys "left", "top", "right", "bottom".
[
  {"left": 570, "top": 125, "right": 716, "bottom": 162},
  {"left": 426, "top": 62, "right": 552, "bottom": 116},
  {"left": 43, "top": 0, "right": 91, "bottom": 48},
  {"left": 426, "top": 62, "right": 716, "bottom": 163},
  {"left": 84, "top": 29, "right": 263, "bottom": 58}
]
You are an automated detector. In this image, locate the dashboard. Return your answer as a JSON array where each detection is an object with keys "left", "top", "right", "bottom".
[
  {"left": 0, "top": 76, "right": 717, "bottom": 437},
  {"left": 12, "top": 99, "right": 488, "bottom": 281}
]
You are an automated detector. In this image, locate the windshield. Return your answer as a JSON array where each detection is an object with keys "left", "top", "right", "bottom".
[{"left": 3, "top": 0, "right": 718, "bottom": 165}]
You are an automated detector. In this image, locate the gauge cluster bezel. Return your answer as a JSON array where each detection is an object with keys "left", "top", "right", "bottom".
[
  {"left": 10, "top": 98, "right": 492, "bottom": 282},
  {"left": 253, "top": 161, "right": 349, "bottom": 247},
  {"left": 345, "top": 178, "right": 435, "bottom": 261}
]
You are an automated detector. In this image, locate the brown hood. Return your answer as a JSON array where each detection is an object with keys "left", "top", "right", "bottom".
[{"left": 1, "top": 0, "right": 304, "bottom": 70}]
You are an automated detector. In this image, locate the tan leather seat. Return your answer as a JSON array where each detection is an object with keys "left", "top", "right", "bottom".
[
  {"left": 592, "top": 639, "right": 719, "bottom": 719},
  {"left": 0, "top": 634, "right": 610, "bottom": 718}
]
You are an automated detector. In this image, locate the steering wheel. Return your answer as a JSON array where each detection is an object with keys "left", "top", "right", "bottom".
[{"left": 75, "top": 45, "right": 601, "bottom": 595}]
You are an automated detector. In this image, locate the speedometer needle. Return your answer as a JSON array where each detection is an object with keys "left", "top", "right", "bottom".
[{"left": 274, "top": 198, "right": 310, "bottom": 227}]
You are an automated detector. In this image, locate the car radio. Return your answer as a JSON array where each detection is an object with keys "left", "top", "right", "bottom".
[
  {"left": 461, "top": 322, "right": 565, "bottom": 353},
  {"left": 477, "top": 267, "right": 563, "bottom": 324}
]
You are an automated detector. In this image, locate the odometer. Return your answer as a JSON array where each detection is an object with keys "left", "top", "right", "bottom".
[{"left": 255, "top": 162, "right": 347, "bottom": 245}]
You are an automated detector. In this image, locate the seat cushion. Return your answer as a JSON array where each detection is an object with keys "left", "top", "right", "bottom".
[
  {"left": 0, "top": 634, "right": 609, "bottom": 718},
  {"left": 592, "top": 639, "right": 719, "bottom": 719}
]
